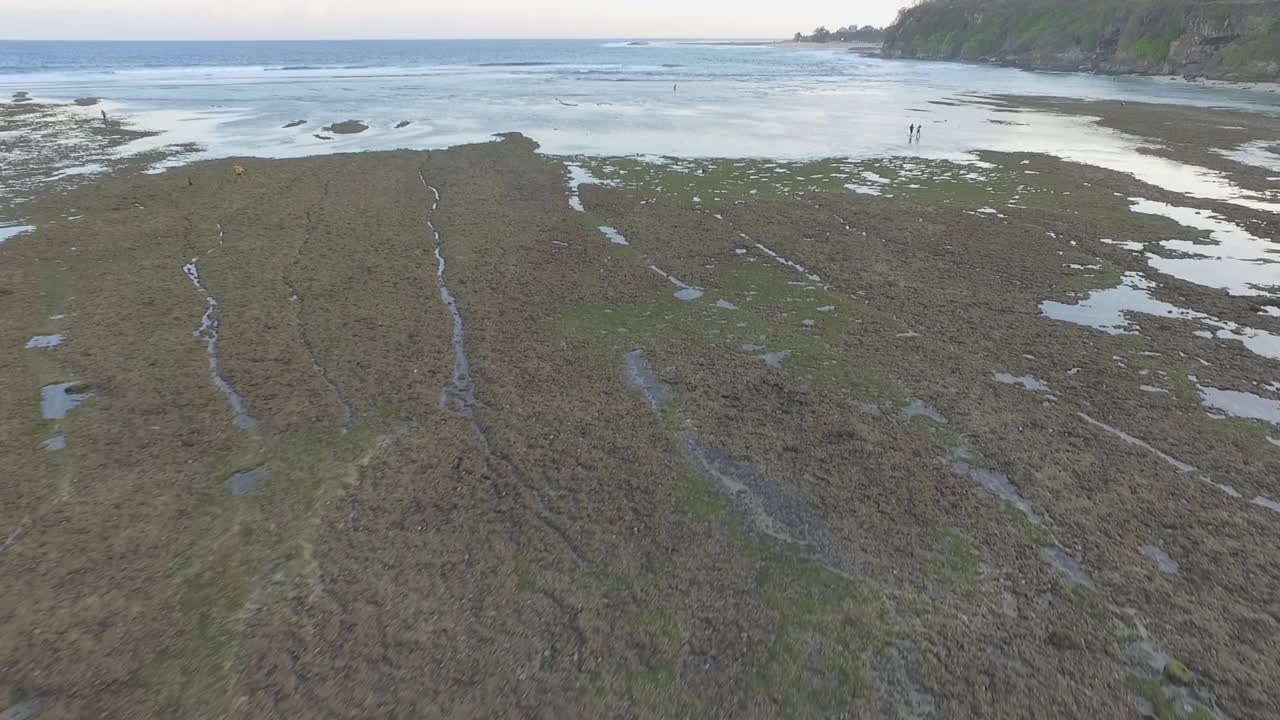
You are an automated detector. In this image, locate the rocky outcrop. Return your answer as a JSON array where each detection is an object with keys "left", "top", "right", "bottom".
[{"left": 882, "top": 0, "right": 1280, "bottom": 81}]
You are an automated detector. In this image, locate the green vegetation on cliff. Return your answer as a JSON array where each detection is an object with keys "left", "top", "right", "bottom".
[
  {"left": 792, "top": 25, "right": 886, "bottom": 43},
  {"left": 882, "top": 0, "right": 1280, "bottom": 80}
]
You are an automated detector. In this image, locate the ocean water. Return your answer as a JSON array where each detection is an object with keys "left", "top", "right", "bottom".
[{"left": 3, "top": 39, "right": 1280, "bottom": 163}]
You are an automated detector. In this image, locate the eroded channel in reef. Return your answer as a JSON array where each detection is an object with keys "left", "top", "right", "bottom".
[
  {"left": 420, "top": 170, "right": 586, "bottom": 564},
  {"left": 182, "top": 254, "right": 257, "bottom": 430}
]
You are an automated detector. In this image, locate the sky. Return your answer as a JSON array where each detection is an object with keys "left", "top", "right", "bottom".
[{"left": 0, "top": 0, "right": 909, "bottom": 41}]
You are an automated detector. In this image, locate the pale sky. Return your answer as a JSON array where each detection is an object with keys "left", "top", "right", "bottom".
[{"left": 0, "top": 0, "right": 909, "bottom": 41}]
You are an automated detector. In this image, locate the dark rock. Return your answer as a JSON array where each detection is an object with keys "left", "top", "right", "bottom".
[
  {"left": 282, "top": 119, "right": 307, "bottom": 128},
  {"left": 1047, "top": 628, "right": 1083, "bottom": 650},
  {"left": 321, "top": 120, "right": 368, "bottom": 134}
]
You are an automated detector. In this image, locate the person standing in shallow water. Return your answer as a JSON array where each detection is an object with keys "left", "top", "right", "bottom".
[
  {"left": 909, "top": 123, "right": 915, "bottom": 141},
  {"left": 916, "top": 124, "right": 922, "bottom": 142}
]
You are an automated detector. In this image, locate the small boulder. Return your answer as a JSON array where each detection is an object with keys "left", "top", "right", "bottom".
[
  {"left": 395, "top": 120, "right": 411, "bottom": 129},
  {"left": 282, "top": 119, "right": 307, "bottom": 128},
  {"left": 73, "top": 97, "right": 100, "bottom": 106}
]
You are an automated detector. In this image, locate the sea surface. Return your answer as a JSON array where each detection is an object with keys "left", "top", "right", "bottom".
[{"left": 2, "top": 38, "right": 1280, "bottom": 164}]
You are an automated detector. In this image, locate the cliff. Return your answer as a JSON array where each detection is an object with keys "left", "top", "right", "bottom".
[{"left": 881, "top": 0, "right": 1280, "bottom": 81}]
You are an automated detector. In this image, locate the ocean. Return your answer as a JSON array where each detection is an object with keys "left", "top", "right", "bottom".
[{"left": 2, "top": 39, "right": 1280, "bottom": 197}]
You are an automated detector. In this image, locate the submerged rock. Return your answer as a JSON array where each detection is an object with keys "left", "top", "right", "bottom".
[
  {"left": 1163, "top": 660, "right": 1193, "bottom": 685},
  {"left": 321, "top": 120, "right": 368, "bottom": 135},
  {"left": 73, "top": 97, "right": 100, "bottom": 106},
  {"left": 228, "top": 467, "right": 267, "bottom": 496},
  {"left": 282, "top": 119, "right": 307, "bottom": 128},
  {"left": 395, "top": 120, "right": 411, "bottom": 129}
]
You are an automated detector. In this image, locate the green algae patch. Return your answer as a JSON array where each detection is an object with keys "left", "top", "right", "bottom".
[{"left": 748, "top": 543, "right": 892, "bottom": 717}]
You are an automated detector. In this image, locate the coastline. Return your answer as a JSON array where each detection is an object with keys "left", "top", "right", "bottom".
[
  {"left": 762, "top": 40, "right": 882, "bottom": 52},
  {"left": 3, "top": 92, "right": 1280, "bottom": 718},
  {"left": 882, "top": 50, "right": 1280, "bottom": 87}
]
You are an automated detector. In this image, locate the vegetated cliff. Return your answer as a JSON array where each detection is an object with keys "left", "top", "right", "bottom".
[{"left": 882, "top": 0, "right": 1280, "bottom": 80}]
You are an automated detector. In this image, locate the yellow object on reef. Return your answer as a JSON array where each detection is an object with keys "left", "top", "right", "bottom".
[{"left": 233, "top": 164, "right": 245, "bottom": 177}]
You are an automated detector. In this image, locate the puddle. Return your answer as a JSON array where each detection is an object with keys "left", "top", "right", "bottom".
[
  {"left": 182, "top": 257, "right": 257, "bottom": 429},
  {"left": 950, "top": 458, "right": 1042, "bottom": 525},
  {"left": 677, "top": 431, "right": 806, "bottom": 546},
  {"left": 1253, "top": 496, "right": 1280, "bottom": 513},
  {"left": 24, "top": 334, "right": 65, "bottom": 349},
  {"left": 42, "top": 435, "right": 66, "bottom": 451},
  {"left": 597, "top": 226, "right": 628, "bottom": 245},
  {"left": 1215, "top": 140, "right": 1280, "bottom": 173},
  {"left": 902, "top": 399, "right": 947, "bottom": 423},
  {"left": 757, "top": 350, "right": 789, "bottom": 369},
  {"left": 1039, "top": 546, "right": 1094, "bottom": 588},
  {"left": 421, "top": 175, "right": 478, "bottom": 416},
  {"left": 1197, "top": 385, "right": 1280, "bottom": 424},
  {"left": 845, "top": 184, "right": 883, "bottom": 196},
  {"left": 1203, "top": 477, "right": 1242, "bottom": 498},
  {"left": 648, "top": 264, "right": 704, "bottom": 301},
  {"left": 0, "top": 697, "right": 49, "bottom": 720},
  {"left": 715, "top": 299, "right": 738, "bottom": 310},
  {"left": 227, "top": 466, "right": 267, "bottom": 496},
  {"left": 622, "top": 351, "right": 847, "bottom": 569},
  {"left": 1129, "top": 197, "right": 1280, "bottom": 297},
  {"left": 853, "top": 400, "right": 884, "bottom": 416},
  {"left": 752, "top": 241, "right": 822, "bottom": 282},
  {"left": 1138, "top": 544, "right": 1180, "bottom": 575},
  {"left": 0, "top": 223, "right": 36, "bottom": 242},
  {"left": 623, "top": 349, "right": 673, "bottom": 412},
  {"left": 1077, "top": 412, "right": 1195, "bottom": 473},
  {"left": 40, "top": 382, "right": 94, "bottom": 419},
  {"left": 1100, "top": 238, "right": 1145, "bottom": 251},
  {"left": 993, "top": 372, "right": 1049, "bottom": 391},
  {"left": 565, "top": 162, "right": 611, "bottom": 212},
  {"left": 1040, "top": 272, "right": 1280, "bottom": 360}
]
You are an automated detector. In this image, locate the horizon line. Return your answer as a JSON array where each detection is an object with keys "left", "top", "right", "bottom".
[{"left": 0, "top": 36, "right": 801, "bottom": 43}]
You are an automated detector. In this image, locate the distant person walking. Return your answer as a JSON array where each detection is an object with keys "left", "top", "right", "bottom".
[
  {"left": 916, "top": 124, "right": 922, "bottom": 142},
  {"left": 909, "top": 123, "right": 915, "bottom": 141}
]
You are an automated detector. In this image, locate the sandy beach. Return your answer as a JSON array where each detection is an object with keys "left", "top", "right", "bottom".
[{"left": 3, "top": 93, "right": 1280, "bottom": 719}]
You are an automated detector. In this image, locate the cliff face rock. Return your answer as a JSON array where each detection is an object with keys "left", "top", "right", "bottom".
[{"left": 882, "top": 0, "right": 1280, "bottom": 81}]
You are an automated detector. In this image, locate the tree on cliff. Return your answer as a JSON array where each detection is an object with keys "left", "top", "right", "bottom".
[{"left": 794, "top": 25, "right": 884, "bottom": 43}]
